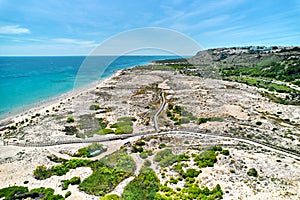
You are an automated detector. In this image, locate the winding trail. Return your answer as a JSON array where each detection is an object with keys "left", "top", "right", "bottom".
[
  {"left": 3, "top": 87, "right": 300, "bottom": 161},
  {"left": 153, "top": 90, "right": 166, "bottom": 132}
]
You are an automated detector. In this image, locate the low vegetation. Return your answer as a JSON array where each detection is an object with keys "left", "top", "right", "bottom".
[
  {"left": 247, "top": 168, "right": 258, "bottom": 177},
  {"left": 155, "top": 184, "right": 223, "bottom": 199},
  {"left": 220, "top": 59, "right": 300, "bottom": 83},
  {"left": 122, "top": 164, "right": 160, "bottom": 200},
  {"left": 166, "top": 104, "right": 197, "bottom": 125},
  {"left": 198, "top": 117, "right": 223, "bottom": 124},
  {"left": 0, "top": 186, "right": 64, "bottom": 200},
  {"left": 154, "top": 149, "right": 189, "bottom": 168},
  {"left": 109, "top": 116, "right": 136, "bottom": 134},
  {"left": 167, "top": 104, "right": 224, "bottom": 126},
  {"left": 194, "top": 146, "right": 229, "bottom": 168},
  {"left": 79, "top": 150, "right": 136, "bottom": 196},
  {"left": 89, "top": 104, "right": 101, "bottom": 110},
  {"left": 101, "top": 194, "right": 120, "bottom": 200},
  {"left": 61, "top": 176, "right": 81, "bottom": 190},
  {"left": 33, "top": 159, "right": 92, "bottom": 180},
  {"left": 66, "top": 116, "right": 75, "bottom": 123}
]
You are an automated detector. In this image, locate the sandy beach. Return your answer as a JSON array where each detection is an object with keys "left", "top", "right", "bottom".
[{"left": 0, "top": 69, "right": 124, "bottom": 131}]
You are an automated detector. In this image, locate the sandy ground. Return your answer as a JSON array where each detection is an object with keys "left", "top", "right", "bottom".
[{"left": 0, "top": 68, "right": 299, "bottom": 199}]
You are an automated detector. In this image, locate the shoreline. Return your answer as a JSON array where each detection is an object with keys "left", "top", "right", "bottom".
[{"left": 0, "top": 69, "right": 125, "bottom": 129}]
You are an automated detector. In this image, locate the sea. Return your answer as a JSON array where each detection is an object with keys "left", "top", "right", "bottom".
[{"left": 0, "top": 55, "right": 180, "bottom": 120}]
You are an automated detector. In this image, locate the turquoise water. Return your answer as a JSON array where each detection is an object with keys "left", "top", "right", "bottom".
[{"left": 0, "top": 56, "right": 178, "bottom": 119}]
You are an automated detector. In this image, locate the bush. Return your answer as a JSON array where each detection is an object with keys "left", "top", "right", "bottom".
[
  {"left": 180, "top": 117, "right": 190, "bottom": 124},
  {"left": 256, "top": 121, "right": 262, "bottom": 126},
  {"left": 33, "top": 165, "right": 51, "bottom": 180},
  {"left": 183, "top": 168, "right": 201, "bottom": 178},
  {"left": 154, "top": 149, "right": 180, "bottom": 167},
  {"left": 139, "top": 152, "right": 148, "bottom": 159},
  {"left": 62, "top": 177, "right": 81, "bottom": 190},
  {"left": 65, "top": 191, "right": 71, "bottom": 198},
  {"left": 158, "top": 144, "right": 166, "bottom": 149},
  {"left": 144, "top": 160, "right": 151, "bottom": 166},
  {"left": 98, "top": 128, "right": 114, "bottom": 135},
  {"left": 0, "top": 186, "right": 64, "bottom": 200},
  {"left": 101, "top": 194, "right": 120, "bottom": 200},
  {"left": 115, "top": 125, "right": 133, "bottom": 134},
  {"left": 89, "top": 104, "right": 100, "bottom": 110},
  {"left": 8, "top": 125, "right": 17, "bottom": 130},
  {"left": 70, "top": 176, "right": 81, "bottom": 185},
  {"left": 194, "top": 150, "right": 217, "bottom": 168},
  {"left": 221, "top": 149, "right": 230, "bottom": 155},
  {"left": 122, "top": 165, "right": 160, "bottom": 200},
  {"left": 135, "top": 140, "right": 146, "bottom": 146},
  {"left": 117, "top": 116, "right": 137, "bottom": 122},
  {"left": 79, "top": 151, "right": 136, "bottom": 196},
  {"left": 132, "top": 145, "right": 143, "bottom": 153},
  {"left": 66, "top": 116, "right": 75, "bottom": 123},
  {"left": 63, "top": 126, "right": 78, "bottom": 135},
  {"left": 33, "top": 159, "right": 91, "bottom": 180},
  {"left": 0, "top": 186, "right": 28, "bottom": 199},
  {"left": 247, "top": 168, "right": 258, "bottom": 177}
]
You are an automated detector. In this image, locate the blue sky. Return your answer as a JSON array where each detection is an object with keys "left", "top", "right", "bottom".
[{"left": 0, "top": 0, "right": 299, "bottom": 55}]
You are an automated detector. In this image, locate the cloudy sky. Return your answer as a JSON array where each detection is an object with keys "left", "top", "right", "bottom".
[{"left": 0, "top": 0, "right": 299, "bottom": 55}]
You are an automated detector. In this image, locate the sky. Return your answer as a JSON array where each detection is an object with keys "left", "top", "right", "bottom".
[{"left": 0, "top": 0, "right": 299, "bottom": 55}]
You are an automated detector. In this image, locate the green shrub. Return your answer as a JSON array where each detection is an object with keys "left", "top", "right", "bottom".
[
  {"left": 117, "top": 116, "right": 137, "bottom": 122},
  {"left": 132, "top": 145, "right": 144, "bottom": 153},
  {"left": 139, "top": 152, "right": 148, "bottom": 159},
  {"left": 180, "top": 117, "right": 190, "bottom": 124},
  {"left": 221, "top": 149, "right": 230, "bottom": 155},
  {"left": 98, "top": 128, "right": 115, "bottom": 135},
  {"left": 70, "top": 176, "right": 81, "bottom": 185},
  {"left": 135, "top": 140, "right": 146, "bottom": 146},
  {"left": 183, "top": 168, "right": 201, "bottom": 178},
  {"left": 194, "top": 150, "right": 217, "bottom": 168},
  {"left": 158, "top": 144, "right": 166, "bottom": 149},
  {"left": 66, "top": 116, "right": 75, "bottom": 123},
  {"left": 198, "top": 117, "right": 223, "bottom": 124},
  {"left": 65, "top": 191, "right": 71, "bottom": 198},
  {"left": 80, "top": 151, "right": 135, "bottom": 196},
  {"left": 89, "top": 104, "right": 101, "bottom": 110},
  {"left": 101, "top": 194, "right": 120, "bottom": 200},
  {"left": 8, "top": 125, "right": 17, "bottom": 130},
  {"left": 62, "top": 177, "right": 81, "bottom": 190},
  {"left": 247, "top": 168, "right": 258, "bottom": 177},
  {"left": 122, "top": 165, "right": 160, "bottom": 200},
  {"left": 33, "top": 165, "right": 51, "bottom": 180},
  {"left": 114, "top": 125, "right": 133, "bottom": 134},
  {"left": 0, "top": 186, "right": 28, "bottom": 199},
  {"left": 256, "top": 121, "right": 262, "bottom": 126},
  {"left": 33, "top": 159, "right": 91, "bottom": 180},
  {"left": 154, "top": 149, "right": 179, "bottom": 167},
  {"left": 0, "top": 186, "right": 65, "bottom": 200},
  {"left": 144, "top": 160, "right": 151, "bottom": 166},
  {"left": 111, "top": 121, "right": 133, "bottom": 128},
  {"left": 212, "top": 146, "right": 223, "bottom": 151},
  {"left": 63, "top": 126, "right": 78, "bottom": 135}
]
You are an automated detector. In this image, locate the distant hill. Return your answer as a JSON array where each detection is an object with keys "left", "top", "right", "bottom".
[{"left": 154, "top": 46, "right": 300, "bottom": 69}]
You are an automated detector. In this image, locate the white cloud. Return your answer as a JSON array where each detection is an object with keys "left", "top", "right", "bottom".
[
  {"left": 0, "top": 25, "right": 30, "bottom": 34},
  {"left": 53, "top": 38, "right": 97, "bottom": 47}
]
